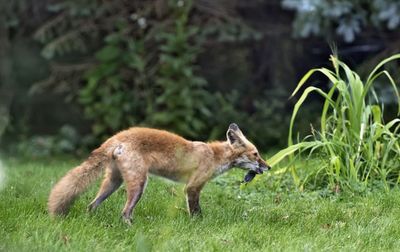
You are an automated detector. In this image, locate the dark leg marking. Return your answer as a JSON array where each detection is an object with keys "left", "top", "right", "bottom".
[
  {"left": 87, "top": 177, "right": 122, "bottom": 211},
  {"left": 186, "top": 188, "right": 202, "bottom": 216},
  {"left": 88, "top": 163, "right": 123, "bottom": 212}
]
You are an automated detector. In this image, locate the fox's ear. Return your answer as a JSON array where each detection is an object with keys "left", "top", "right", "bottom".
[
  {"left": 227, "top": 123, "right": 245, "bottom": 147},
  {"left": 229, "top": 123, "right": 240, "bottom": 131}
]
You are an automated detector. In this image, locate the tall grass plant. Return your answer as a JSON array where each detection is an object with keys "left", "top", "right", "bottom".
[{"left": 267, "top": 54, "right": 400, "bottom": 191}]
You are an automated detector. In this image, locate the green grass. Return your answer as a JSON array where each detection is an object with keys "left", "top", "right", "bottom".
[{"left": 1, "top": 157, "right": 400, "bottom": 251}]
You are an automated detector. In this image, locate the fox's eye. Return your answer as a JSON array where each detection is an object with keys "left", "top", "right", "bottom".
[{"left": 253, "top": 152, "right": 258, "bottom": 157}]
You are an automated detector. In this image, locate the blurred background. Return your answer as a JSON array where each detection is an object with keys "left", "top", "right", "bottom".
[{"left": 1, "top": 0, "right": 399, "bottom": 156}]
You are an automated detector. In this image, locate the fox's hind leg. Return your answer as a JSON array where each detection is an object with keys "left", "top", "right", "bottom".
[
  {"left": 121, "top": 171, "right": 147, "bottom": 225},
  {"left": 87, "top": 161, "right": 122, "bottom": 212},
  {"left": 112, "top": 145, "right": 148, "bottom": 225}
]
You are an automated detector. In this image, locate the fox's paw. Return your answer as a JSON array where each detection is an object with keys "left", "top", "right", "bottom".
[
  {"left": 121, "top": 214, "right": 133, "bottom": 226},
  {"left": 189, "top": 207, "right": 202, "bottom": 217},
  {"left": 189, "top": 212, "right": 203, "bottom": 221},
  {"left": 87, "top": 202, "right": 97, "bottom": 212}
]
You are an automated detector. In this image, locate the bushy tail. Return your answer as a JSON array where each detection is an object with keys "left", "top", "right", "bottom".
[{"left": 48, "top": 149, "right": 108, "bottom": 216}]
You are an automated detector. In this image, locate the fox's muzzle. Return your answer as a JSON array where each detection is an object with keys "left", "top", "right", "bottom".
[
  {"left": 242, "top": 160, "right": 271, "bottom": 183},
  {"left": 257, "top": 160, "right": 271, "bottom": 174}
]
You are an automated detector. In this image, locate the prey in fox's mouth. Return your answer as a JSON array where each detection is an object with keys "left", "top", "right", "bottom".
[
  {"left": 230, "top": 150, "right": 271, "bottom": 183},
  {"left": 242, "top": 164, "right": 271, "bottom": 183}
]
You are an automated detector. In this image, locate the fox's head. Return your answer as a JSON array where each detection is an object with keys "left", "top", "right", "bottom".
[{"left": 226, "top": 123, "right": 271, "bottom": 174}]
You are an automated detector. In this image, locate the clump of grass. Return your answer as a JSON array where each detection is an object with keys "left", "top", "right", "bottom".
[{"left": 268, "top": 54, "right": 400, "bottom": 191}]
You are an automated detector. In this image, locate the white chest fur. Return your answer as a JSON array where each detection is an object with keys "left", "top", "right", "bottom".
[{"left": 214, "top": 163, "right": 231, "bottom": 177}]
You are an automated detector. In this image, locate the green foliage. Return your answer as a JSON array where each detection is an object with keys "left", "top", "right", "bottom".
[
  {"left": 78, "top": 27, "right": 148, "bottom": 137},
  {"left": 34, "top": 0, "right": 100, "bottom": 59},
  {"left": 29, "top": 0, "right": 299, "bottom": 151},
  {"left": 268, "top": 54, "right": 400, "bottom": 191},
  {"left": 151, "top": 4, "right": 211, "bottom": 136},
  {"left": 78, "top": 1, "right": 212, "bottom": 139},
  {"left": 33, "top": 0, "right": 285, "bottom": 148},
  {"left": 282, "top": 0, "right": 400, "bottom": 42}
]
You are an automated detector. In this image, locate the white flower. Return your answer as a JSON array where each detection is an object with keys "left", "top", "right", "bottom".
[{"left": 138, "top": 17, "right": 147, "bottom": 29}]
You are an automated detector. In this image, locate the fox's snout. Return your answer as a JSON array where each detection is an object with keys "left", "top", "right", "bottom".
[
  {"left": 263, "top": 163, "right": 272, "bottom": 171},
  {"left": 258, "top": 160, "right": 271, "bottom": 173},
  {"left": 254, "top": 164, "right": 271, "bottom": 174}
]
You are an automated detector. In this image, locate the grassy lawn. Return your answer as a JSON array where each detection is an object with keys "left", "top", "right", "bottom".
[{"left": 1, "top": 157, "right": 400, "bottom": 251}]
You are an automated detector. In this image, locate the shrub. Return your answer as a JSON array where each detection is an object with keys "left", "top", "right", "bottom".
[{"left": 78, "top": 1, "right": 211, "bottom": 140}]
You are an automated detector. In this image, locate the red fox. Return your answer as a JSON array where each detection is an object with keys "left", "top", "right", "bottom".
[{"left": 48, "top": 123, "right": 271, "bottom": 224}]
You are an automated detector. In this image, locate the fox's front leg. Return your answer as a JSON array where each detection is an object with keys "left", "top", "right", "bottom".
[
  {"left": 185, "top": 150, "right": 215, "bottom": 216},
  {"left": 185, "top": 167, "right": 211, "bottom": 216},
  {"left": 185, "top": 185, "right": 203, "bottom": 216}
]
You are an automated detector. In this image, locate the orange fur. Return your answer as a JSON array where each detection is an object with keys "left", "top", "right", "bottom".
[
  {"left": 48, "top": 148, "right": 109, "bottom": 215},
  {"left": 47, "top": 125, "right": 270, "bottom": 223}
]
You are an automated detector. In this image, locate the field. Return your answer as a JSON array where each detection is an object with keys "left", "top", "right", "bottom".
[{"left": 1, "top": 157, "right": 400, "bottom": 251}]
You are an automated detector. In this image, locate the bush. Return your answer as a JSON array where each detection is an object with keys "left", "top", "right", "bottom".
[{"left": 78, "top": 1, "right": 212, "bottom": 140}]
